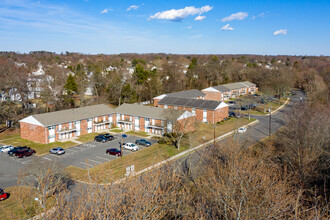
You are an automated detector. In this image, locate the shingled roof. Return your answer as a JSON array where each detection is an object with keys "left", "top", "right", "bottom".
[
  {"left": 154, "top": 89, "right": 205, "bottom": 100},
  {"left": 20, "top": 104, "right": 114, "bottom": 127},
  {"left": 158, "top": 97, "right": 228, "bottom": 110}
]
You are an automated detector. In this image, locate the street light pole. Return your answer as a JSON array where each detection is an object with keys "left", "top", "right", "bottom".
[{"left": 269, "top": 106, "right": 272, "bottom": 137}]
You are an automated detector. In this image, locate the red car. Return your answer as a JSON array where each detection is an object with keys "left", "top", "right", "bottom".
[
  {"left": 15, "top": 148, "right": 36, "bottom": 158},
  {"left": 106, "top": 148, "right": 121, "bottom": 157},
  {"left": 0, "top": 189, "right": 8, "bottom": 201}
]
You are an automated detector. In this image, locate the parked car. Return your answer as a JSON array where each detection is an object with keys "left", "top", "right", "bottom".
[
  {"left": 7, "top": 146, "right": 29, "bottom": 156},
  {"left": 238, "top": 127, "right": 247, "bottom": 133},
  {"left": 15, "top": 148, "right": 36, "bottom": 158},
  {"left": 0, "top": 145, "right": 14, "bottom": 153},
  {"left": 123, "top": 143, "right": 139, "bottom": 151},
  {"left": 106, "top": 148, "right": 122, "bottom": 157},
  {"left": 94, "top": 133, "right": 114, "bottom": 143},
  {"left": 228, "top": 111, "right": 236, "bottom": 117},
  {"left": 241, "top": 106, "right": 248, "bottom": 111},
  {"left": 249, "top": 104, "right": 257, "bottom": 109},
  {"left": 228, "top": 101, "right": 236, "bottom": 105},
  {"left": 135, "top": 139, "right": 151, "bottom": 147},
  {"left": 49, "top": 147, "right": 65, "bottom": 155},
  {"left": 0, "top": 188, "right": 8, "bottom": 201}
]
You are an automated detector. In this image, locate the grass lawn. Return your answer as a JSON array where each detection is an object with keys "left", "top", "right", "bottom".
[
  {"left": 67, "top": 117, "right": 255, "bottom": 183},
  {"left": 0, "top": 186, "right": 38, "bottom": 220},
  {"left": 126, "top": 131, "right": 149, "bottom": 137},
  {"left": 0, "top": 135, "right": 76, "bottom": 156},
  {"left": 76, "top": 133, "right": 97, "bottom": 143},
  {"left": 110, "top": 128, "right": 123, "bottom": 133}
]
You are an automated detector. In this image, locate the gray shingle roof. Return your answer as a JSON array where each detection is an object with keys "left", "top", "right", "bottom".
[
  {"left": 114, "top": 103, "right": 182, "bottom": 120},
  {"left": 158, "top": 97, "right": 224, "bottom": 110},
  {"left": 240, "top": 81, "right": 256, "bottom": 87},
  {"left": 212, "top": 85, "right": 232, "bottom": 92},
  {"left": 222, "top": 82, "right": 248, "bottom": 90},
  {"left": 166, "top": 89, "right": 206, "bottom": 98},
  {"left": 32, "top": 104, "right": 114, "bottom": 126}
]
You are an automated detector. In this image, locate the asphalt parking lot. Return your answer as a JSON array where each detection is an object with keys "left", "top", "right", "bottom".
[{"left": 0, "top": 133, "right": 156, "bottom": 188}]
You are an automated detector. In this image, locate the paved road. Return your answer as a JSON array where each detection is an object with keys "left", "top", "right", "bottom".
[
  {"left": 0, "top": 134, "right": 156, "bottom": 188},
  {"left": 176, "top": 91, "right": 305, "bottom": 174}
]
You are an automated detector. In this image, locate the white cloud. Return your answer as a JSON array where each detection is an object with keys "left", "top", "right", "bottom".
[
  {"left": 149, "top": 5, "right": 213, "bottom": 21},
  {"left": 187, "top": 26, "right": 192, "bottom": 29},
  {"left": 222, "top": 12, "right": 248, "bottom": 22},
  {"left": 127, "top": 5, "right": 139, "bottom": 11},
  {"left": 195, "top": 15, "right": 206, "bottom": 21},
  {"left": 221, "top": 24, "right": 234, "bottom": 31},
  {"left": 273, "top": 29, "right": 287, "bottom": 35},
  {"left": 100, "top": 8, "right": 112, "bottom": 14}
]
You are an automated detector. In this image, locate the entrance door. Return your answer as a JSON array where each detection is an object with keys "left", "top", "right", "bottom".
[
  {"left": 76, "top": 121, "right": 81, "bottom": 136},
  {"left": 48, "top": 126, "right": 55, "bottom": 143},
  {"left": 88, "top": 119, "right": 92, "bottom": 133}
]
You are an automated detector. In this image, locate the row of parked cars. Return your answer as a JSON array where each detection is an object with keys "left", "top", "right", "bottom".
[
  {"left": 105, "top": 139, "right": 152, "bottom": 157},
  {"left": 0, "top": 145, "right": 36, "bottom": 158}
]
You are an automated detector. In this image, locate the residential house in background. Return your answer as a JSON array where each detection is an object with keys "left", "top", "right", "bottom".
[
  {"left": 157, "top": 97, "right": 229, "bottom": 123},
  {"left": 153, "top": 89, "right": 206, "bottom": 107}
]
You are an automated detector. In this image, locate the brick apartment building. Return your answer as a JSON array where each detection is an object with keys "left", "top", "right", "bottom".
[
  {"left": 202, "top": 81, "right": 258, "bottom": 101},
  {"left": 157, "top": 97, "right": 229, "bottom": 123},
  {"left": 153, "top": 89, "right": 205, "bottom": 107},
  {"left": 112, "top": 103, "right": 196, "bottom": 135},
  {"left": 19, "top": 103, "right": 196, "bottom": 144},
  {"left": 19, "top": 104, "right": 115, "bottom": 144}
]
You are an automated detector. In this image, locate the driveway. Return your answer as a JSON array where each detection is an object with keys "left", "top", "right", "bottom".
[{"left": 0, "top": 134, "right": 156, "bottom": 188}]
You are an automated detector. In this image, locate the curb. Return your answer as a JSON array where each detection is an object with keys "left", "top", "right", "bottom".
[
  {"left": 75, "top": 119, "right": 260, "bottom": 186},
  {"left": 266, "top": 98, "right": 290, "bottom": 116}
]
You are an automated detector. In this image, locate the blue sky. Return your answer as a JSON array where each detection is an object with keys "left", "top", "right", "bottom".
[{"left": 0, "top": 0, "right": 329, "bottom": 55}]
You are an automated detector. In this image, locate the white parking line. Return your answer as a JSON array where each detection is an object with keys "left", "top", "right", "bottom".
[
  {"left": 21, "top": 160, "right": 32, "bottom": 164},
  {"left": 96, "top": 156, "right": 110, "bottom": 161},
  {"left": 79, "top": 162, "right": 94, "bottom": 167},
  {"left": 43, "top": 157, "right": 52, "bottom": 161},
  {"left": 88, "top": 159, "right": 102, "bottom": 164},
  {"left": 66, "top": 149, "right": 78, "bottom": 152}
]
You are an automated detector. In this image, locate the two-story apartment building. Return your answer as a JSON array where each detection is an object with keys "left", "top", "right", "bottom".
[
  {"left": 157, "top": 97, "right": 229, "bottom": 123},
  {"left": 19, "top": 104, "right": 114, "bottom": 144},
  {"left": 202, "top": 81, "right": 258, "bottom": 101},
  {"left": 112, "top": 103, "right": 196, "bottom": 135},
  {"left": 153, "top": 89, "right": 206, "bottom": 107}
]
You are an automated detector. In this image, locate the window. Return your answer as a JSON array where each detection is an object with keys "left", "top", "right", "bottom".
[
  {"left": 145, "top": 118, "right": 150, "bottom": 121},
  {"left": 161, "top": 120, "right": 164, "bottom": 126},
  {"left": 94, "top": 117, "right": 97, "bottom": 122},
  {"left": 203, "top": 109, "right": 207, "bottom": 122},
  {"left": 174, "top": 106, "right": 177, "bottom": 110},
  {"left": 130, "top": 116, "right": 132, "bottom": 121},
  {"left": 164, "top": 104, "right": 168, "bottom": 109},
  {"left": 121, "top": 114, "right": 124, "bottom": 120}
]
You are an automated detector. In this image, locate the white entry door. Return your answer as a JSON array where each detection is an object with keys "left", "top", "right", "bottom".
[
  {"left": 88, "top": 119, "right": 92, "bottom": 133},
  {"left": 48, "top": 126, "right": 55, "bottom": 143},
  {"left": 76, "top": 121, "right": 81, "bottom": 136}
]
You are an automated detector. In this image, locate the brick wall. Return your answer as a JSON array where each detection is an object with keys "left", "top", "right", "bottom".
[
  {"left": 207, "top": 106, "right": 229, "bottom": 123},
  {"left": 80, "top": 119, "right": 88, "bottom": 135},
  {"left": 139, "top": 117, "right": 145, "bottom": 132},
  {"left": 203, "top": 91, "right": 222, "bottom": 101},
  {"left": 20, "top": 122, "right": 48, "bottom": 144},
  {"left": 153, "top": 99, "right": 161, "bottom": 107},
  {"left": 176, "top": 116, "right": 196, "bottom": 133}
]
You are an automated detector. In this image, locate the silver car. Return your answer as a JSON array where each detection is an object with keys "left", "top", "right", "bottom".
[{"left": 49, "top": 147, "right": 65, "bottom": 155}]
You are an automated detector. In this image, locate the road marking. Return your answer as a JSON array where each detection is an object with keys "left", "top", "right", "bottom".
[
  {"left": 66, "top": 149, "right": 77, "bottom": 152},
  {"left": 96, "top": 156, "right": 110, "bottom": 161},
  {"left": 79, "top": 162, "right": 94, "bottom": 167},
  {"left": 43, "top": 157, "right": 52, "bottom": 161},
  {"left": 88, "top": 159, "right": 102, "bottom": 164},
  {"left": 21, "top": 160, "right": 32, "bottom": 164}
]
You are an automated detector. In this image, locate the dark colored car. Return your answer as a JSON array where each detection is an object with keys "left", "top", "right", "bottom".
[
  {"left": 0, "top": 188, "right": 8, "bottom": 201},
  {"left": 8, "top": 146, "right": 29, "bottom": 156},
  {"left": 228, "top": 101, "right": 236, "bottom": 105},
  {"left": 106, "top": 148, "right": 121, "bottom": 157},
  {"left": 135, "top": 139, "right": 151, "bottom": 147},
  {"left": 228, "top": 111, "right": 236, "bottom": 117},
  {"left": 15, "top": 148, "right": 36, "bottom": 158},
  {"left": 241, "top": 106, "right": 248, "bottom": 111},
  {"left": 94, "top": 133, "right": 114, "bottom": 143}
]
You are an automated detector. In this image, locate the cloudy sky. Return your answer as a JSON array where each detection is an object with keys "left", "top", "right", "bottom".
[{"left": 0, "top": 0, "right": 329, "bottom": 55}]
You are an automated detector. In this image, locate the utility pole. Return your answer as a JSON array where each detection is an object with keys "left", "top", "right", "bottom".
[
  {"left": 269, "top": 106, "right": 272, "bottom": 137},
  {"left": 121, "top": 127, "right": 123, "bottom": 157}
]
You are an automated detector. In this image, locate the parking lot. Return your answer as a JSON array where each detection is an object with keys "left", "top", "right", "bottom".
[{"left": 0, "top": 133, "right": 156, "bottom": 188}]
